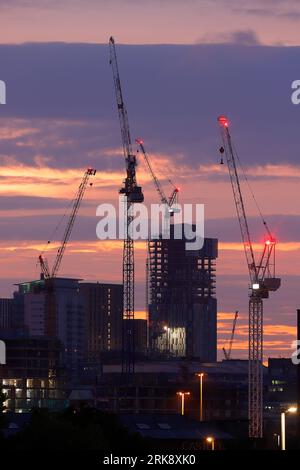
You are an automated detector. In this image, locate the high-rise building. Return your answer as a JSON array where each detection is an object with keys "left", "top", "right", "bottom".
[
  {"left": 15, "top": 277, "right": 85, "bottom": 378},
  {"left": 0, "top": 331, "right": 66, "bottom": 413},
  {"left": 133, "top": 318, "right": 148, "bottom": 355},
  {"left": 0, "top": 298, "right": 13, "bottom": 330},
  {"left": 79, "top": 282, "right": 123, "bottom": 362},
  {"left": 148, "top": 225, "right": 218, "bottom": 361}
]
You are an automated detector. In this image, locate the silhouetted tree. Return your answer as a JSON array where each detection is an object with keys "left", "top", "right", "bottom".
[{"left": 5, "top": 405, "right": 146, "bottom": 451}]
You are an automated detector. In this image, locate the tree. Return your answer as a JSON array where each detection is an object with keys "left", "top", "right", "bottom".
[{"left": 5, "top": 406, "right": 147, "bottom": 451}]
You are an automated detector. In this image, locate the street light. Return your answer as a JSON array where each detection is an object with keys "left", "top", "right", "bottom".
[
  {"left": 273, "top": 433, "right": 280, "bottom": 449},
  {"left": 177, "top": 391, "right": 190, "bottom": 416},
  {"left": 206, "top": 436, "right": 215, "bottom": 450},
  {"left": 281, "top": 406, "right": 297, "bottom": 451},
  {"left": 196, "top": 373, "right": 205, "bottom": 421},
  {"left": 163, "top": 325, "right": 169, "bottom": 355}
]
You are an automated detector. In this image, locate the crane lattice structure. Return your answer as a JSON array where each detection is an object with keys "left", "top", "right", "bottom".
[
  {"left": 136, "top": 138, "right": 179, "bottom": 234},
  {"left": 39, "top": 168, "right": 96, "bottom": 279},
  {"left": 218, "top": 115, "right": 281, "bottom": 438},
  {"left": 38, "top": 167, "right": 96, "bottom": 337},
  {"left": 109, "top": 37, "right": 144, "bottom": 374},
  {"left": 222, "top": 310, "right": 239, "bottom": 360}
]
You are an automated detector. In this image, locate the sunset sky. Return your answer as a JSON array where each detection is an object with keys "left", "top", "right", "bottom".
[{"left": 0, "top": 0, "right": 300, "bottom": 360}]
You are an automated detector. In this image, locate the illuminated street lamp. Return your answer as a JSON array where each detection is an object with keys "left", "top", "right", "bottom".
[
  {"left": 163, "top": 325, "right": 170, "bottom": 355},
  {"left": 196, "top": 373, "right": 205, "bottom": 421},
  {"left": 177, "top": 391, "right": 190, "bottom": 416},
  {"left": 273, "top": 433, "right": 280, "bottom": 449},
  {"left": 206, "top": 436, "right": 215, "bottom": 450},
  {"left": 281, "top": 406, "right": 297, "bottom": 450}
]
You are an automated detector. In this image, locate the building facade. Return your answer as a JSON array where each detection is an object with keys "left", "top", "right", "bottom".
[
  {"left": 0, "top": 332, "right": 67, "bottom": 413},
  {"left": 15, "top": 278, "right": 85, "bottom": 379},
  {"left": 79, "top": 282, "right": 123, "bottom": 362},
  {"left": 148, "top": 225, "right": 218, "bottom": 361},
  {"left": 0, "top": 298, "right": 13, "bottom": 330}
]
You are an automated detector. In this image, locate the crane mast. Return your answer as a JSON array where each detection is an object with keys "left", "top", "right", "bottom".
[
  {"left": 109, "top": 37, "right": 144, "bottom": 374},
  {"left": 218, "top": 115, "right": 280, "bottom": 438}
]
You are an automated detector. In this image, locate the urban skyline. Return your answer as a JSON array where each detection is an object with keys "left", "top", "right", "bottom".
[
  {"left": 1, "top": 0, "right": 300, "bottom": 453},
  {"left": 0, "top": 39, "right": 299, "bottom": 360}
]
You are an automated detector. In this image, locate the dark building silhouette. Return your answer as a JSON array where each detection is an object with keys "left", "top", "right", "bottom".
[
  {"left": 79, "top": 282, "right": 123, "bottom": 362},
  {"left": 133, "top": 318, "right": 147, "bottom": 355},
  {"left": 148, "top": 225, "right": 218, "bottom": 361},
  {"left": 0, "top": 332, "right": 66, "bottom": 412},
  {"left": 0, "top": 298, "right": 13, "bottom": 330}
]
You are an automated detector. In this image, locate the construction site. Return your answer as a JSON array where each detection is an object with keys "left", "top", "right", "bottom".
[{"left": 0, "top": 37, "right": 299, "bottom": 452}]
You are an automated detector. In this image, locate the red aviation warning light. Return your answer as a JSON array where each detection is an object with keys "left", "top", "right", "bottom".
[
  {"left": 218, "top": 115, "right": 229, "bottom": 128},
  {"left": 265, "top": 237, "right": 276, "bottom": 246}
]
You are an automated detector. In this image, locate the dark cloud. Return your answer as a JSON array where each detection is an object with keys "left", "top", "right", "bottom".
[
  {"left": 206, "top": 215, "right": 300, "bottom": 243},
  {"left": 0, "top": 42, "right": 299, "bottom": 172},
  {"left": 225, "top": 30, "right": 261, "bottom": 46},
  {"left": 217, "top": 273, "right": 299, "bottom": 329},
  {"left": 197, "top": 29, "right": 261, "bottom": 46},
  {"left": 0, "top": 195, "right": 79, "bottom": 210},
  {"left": 0, "top": 211, "right": 299, "bottom": 243},
  {"left": 236, "top": 2, "right": 300, "bottom": 20}
]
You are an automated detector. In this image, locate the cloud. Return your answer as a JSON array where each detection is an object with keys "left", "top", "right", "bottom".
[
  {"left": 0, "top": 42, "right": 299, "bottom": 360},
  {"left": 237, "top": 3, "right": 300, "bottom": 21},
  {"left": 1, "top": 42, "right": 300, "bottom": 172},
  {"left": 197, "top": 29, "right": 261, "bottom": 46}
]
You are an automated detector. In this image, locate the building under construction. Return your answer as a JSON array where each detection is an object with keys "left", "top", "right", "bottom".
[{"left": 148, "top": 224, "right": 218, "bottom": 361}]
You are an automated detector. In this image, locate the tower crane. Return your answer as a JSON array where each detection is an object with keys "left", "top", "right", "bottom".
[
  {"left": 218, "top": 115, "right": 281, "bottom": 438},
  {"left": 38, "top": 167, "right": 96, "bottom": 279},
  {"left": 38, "top": 167, "right": 96, "bottom": 337},
  {"left": 135, "top": 138, "right": 179, "bottom": 233},
  {"left": 109, "top": 37, "right": 144, "bottom": 374},
  {"left": 222, "top": 310, "right": 239, "bottom": 360}
]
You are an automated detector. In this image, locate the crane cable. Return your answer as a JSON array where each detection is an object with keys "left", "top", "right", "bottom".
[
  {"left": 38, "top": 192, "right": 78, "bottom": 259},
  {"left": 231, "top": 140, "right": 273, "bottom": 240}
]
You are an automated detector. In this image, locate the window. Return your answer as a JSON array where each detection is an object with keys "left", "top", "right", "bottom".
[
  {"left": 136, "top": 423, "right": 150, "bottom": 430},
  {"left": 157, "top": 423, "right": 171, "bottom": 430}
]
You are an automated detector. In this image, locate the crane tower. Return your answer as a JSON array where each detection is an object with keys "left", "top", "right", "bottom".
[
  {"left": 109, "top": 37, "right": 144, "bottom": 374},
  {"left": 218, "top": 115, "right": 281, "bottom": 438}
]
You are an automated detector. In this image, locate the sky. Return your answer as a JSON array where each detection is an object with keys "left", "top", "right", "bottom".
[{"left": 0, "top": 1, "right": 300, "bottom": 361}]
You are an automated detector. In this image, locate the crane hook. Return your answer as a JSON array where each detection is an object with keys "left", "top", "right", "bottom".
[{"left": 219, "top": 146, "right": 225, "bottom": 165}]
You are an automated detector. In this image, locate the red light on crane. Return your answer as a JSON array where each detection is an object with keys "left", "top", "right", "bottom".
[
  {"left": 218, "top": 115, "right": 229, "bottom": 128},
  {"left": 135, "top": 138, "right": 144, "bottom": 145}
]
